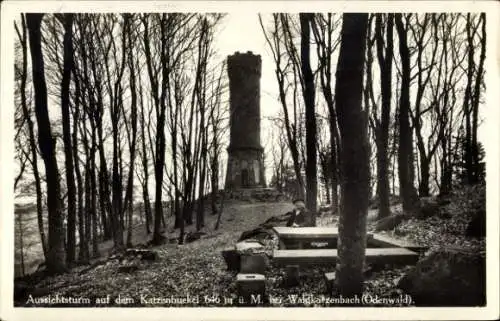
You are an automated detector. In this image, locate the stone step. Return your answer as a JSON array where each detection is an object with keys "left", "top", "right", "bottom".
[
  {"left": 273, "top": 226, "right": 374, "bottom": 241},
  {"left": 370, "top": 233, "right": 428, "bottom": 253},
  {"left": 273, "top": 248, "right": 419, "bottom": 266},
  {"left": 236, "top": 273, "right": 266, "bottom": 306},
  {"left": 235, "top": 240, "right": 264, "bottom": 252}
]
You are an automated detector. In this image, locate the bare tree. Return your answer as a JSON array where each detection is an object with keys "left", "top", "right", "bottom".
[
  {"left": 395, "top": 13, "right": 418, "bottom": 213},
  {"left": 123, "top": 14, "right": 139, "bottom": 246},
  {"left": 57, "top": 13, "right": 76, "bottom": 265},
  {"left": 26, "top": 13, "right": 66, "bottom": 273},
  {"left": 14, "top": 15, "right": 48, "bottom": 260},
  {"left": 311, "top": 13, "right": 342, "bottom": 213},
  {"left": 334, "top": 13, "right": 370, "bottom": 298},
  {"left": 299, "top": 13, "right": 317, "bottom": 224},
  {"left": 372, "top": 13, "right": 394, "bottom": 218},
  {"left": 259, "top": 14, "right": 305, "bottom": 200}
]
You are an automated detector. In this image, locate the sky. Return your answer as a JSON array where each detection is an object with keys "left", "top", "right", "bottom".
[{"left": 215, "top": 14, "right": 281, "bottom": 131}]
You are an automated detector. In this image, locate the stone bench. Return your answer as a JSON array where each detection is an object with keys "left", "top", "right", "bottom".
[
  {"left": 272, "top": 227, "right": 374, "bottom": 249},
  {"left": 273, "top": 248, "right": 419, "bottom": 267}
]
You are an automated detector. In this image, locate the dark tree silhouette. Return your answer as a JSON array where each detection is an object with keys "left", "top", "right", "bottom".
[
  {"left": 395, "top": 14, "right": 418, "bottom": 213},
  {"left": 299, "top": 13, "right": 318, "bottom": 225},
  {"left": 26, "top": 13, "right": 66, "bottom": 273},
  {"left": 334, "top": 13, "right": 370, "bottom": 298},
  {"left": 14, "top": 15, "right": 48, "bottom": 259},
  {"left": 373, "top": 13, "right": 394, "bottom": 219},
  {"left": 58, "top": 13, "right": 76, "bottom": 265}
]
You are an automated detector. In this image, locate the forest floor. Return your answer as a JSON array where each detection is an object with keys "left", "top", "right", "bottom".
[{"left": 14, "top": 185, "right": 486, "bottom": 307}]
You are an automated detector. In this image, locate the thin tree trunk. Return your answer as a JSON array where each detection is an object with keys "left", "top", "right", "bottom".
[
  {"left": 300, "top": 13, "right": 317, "bottom": 225},
  {"left": 139, "top": 76, "right": 152, "bottom": 234},
  {"left": 125, "top": 15, "right": 139, "bottom": 246},
  {"left": 71, "top": 68, "right": 87, "bottom": 263},
  {"left": 59, "top": 13, "right": 76, "bottom": 265},
  {"left": 214, "top": 189, "right": 227, "bottom": 230},
  {"left": 152, "top": 15, "right": 168, "bottom": 245},
  {"left": 90, "top": 141, "right": 99, "bottom": 258},
  {"left": 471, "top": 13, "right": 486, "bottom": 183},
  {"left": 210, "top": 151, "right": 219, "bottom": 215},
  {"left": 17, "top": 214, "right": 26, "bottom": 276},
  {"left": 463, "top": 14, "right": 475, "bottom": 185},
  {"left": 395, "top": 14, "right": 417, "bottom": 213},
  {"left": 15, "top": 16, "right": 48, "bottom": 260},
  {"left": 374, "top": 13, "right": 393, "bottom": 219},
  {"left": 84, "top": 161, "right": 92, "bottom": 262},
  {"left": 259, "top": 14, "right": 305, "bottom": 200}
]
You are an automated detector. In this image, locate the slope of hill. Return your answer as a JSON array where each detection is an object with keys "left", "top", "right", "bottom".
[{"left": 14, "top": 200, "right": 293, "bottom": 306}]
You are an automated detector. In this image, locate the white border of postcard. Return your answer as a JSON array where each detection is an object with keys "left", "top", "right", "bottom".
[{"left": 1, "top": 1, "right": 499, "bottom": 320}]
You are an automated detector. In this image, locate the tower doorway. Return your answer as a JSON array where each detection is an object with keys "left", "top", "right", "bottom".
[{"left": 241, "top": 169, "right": 249, "bottom": 187}]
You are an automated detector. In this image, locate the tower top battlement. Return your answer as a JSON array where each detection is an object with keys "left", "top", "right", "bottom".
[{"left": 228, "top": 51, "right": 261, "bottom": 76}]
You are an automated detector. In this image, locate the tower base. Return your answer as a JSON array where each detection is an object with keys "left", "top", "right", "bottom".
[{"left": 225, "top": 147, "right": 266, "bottom": 190}]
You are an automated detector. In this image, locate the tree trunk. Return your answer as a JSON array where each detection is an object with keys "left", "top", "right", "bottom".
[
  {"left": 418, "top": 158, "right": 430, "bottom": 197},
  {"left": 152, "top": 127, "right": 166, "bottom": 244},
  {"left": 311, "top": 13, "right": 340, "bottom": 215},
  {"left": 210, "top": 153, "right": 219, "bottom": 215},
  {"left": 139, "top": 78, "right": 152, "bottom": 234},
  {"left": 151, "top": 15, "right": 168, "bottom": 245},
  {"left": 334, "top": 13, "right": 370, "bottom": 298},
  {"left": 74, "top": 129, "right": 86, "bottom": 262},
  {"left": 125, "top": 17, "right": 139, "bottom": 246},
  {"left": 143, "top": 187, "right": 152, "bottom": 234},
  {"left": 260, "top": 14, "right": 305, "bottom": 201},
  {"left": 331, "top": 136, "right": 339, "bottom": 213},
  {"left": 463, "top": 14, "right": 475, "bottom": 185},
  {"left": 395, "top": 14, "right": 417, "bottom": 213},
  {"left": 214, "top": 189, "right": 227, "bottom": 231},
  {"left": 300, "top": 13, "right": 317, "bottom": 225},
  {"left": 90, "top": 142, "right": 99, "bottom": 258},
  {"left": 196, "top": 157, "right": 207, "bottom": 231},
  {"left": 15, "top": 15, "right": 48, "bottom": 260},
  {"left": 440, "top": 138, "right": 452, "bottom": 196},
  {"left": 96, "top": 110, "right": 112, "bottom": 240},
  {"left": 98, "top": 164, "right": 111, "bottom": 239},
  {"left": 71, "top": 69, "right": 87, "bottom": 263},
  {"left": 59, "top": 13, "right": 76, "bottom": 265},
  {"left": 17, "top": 213, "right": 26, "bottom": 276},
  {"left": 112, "top": 121, "right": 124, "bottom": 249},
  {"left": 83, "top": 161, "right": 92, "bottom": 262},
  {"left": 471, "top": 13, "right": 486, "bottom": 183},
  {"left": 26, "top": 13, "right": 67, "bottom": 274},
  {"left": 374, "top": 14, "right": 393, "bottom": 219}
]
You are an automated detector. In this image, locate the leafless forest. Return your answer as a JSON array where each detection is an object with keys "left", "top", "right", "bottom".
[{"left": 13, "top": 12, "right": 486, "bottom": 307}]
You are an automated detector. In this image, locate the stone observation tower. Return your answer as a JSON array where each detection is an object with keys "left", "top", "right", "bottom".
[{"left": 225, "top": 51, "right": 266, "bottom": 189}]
